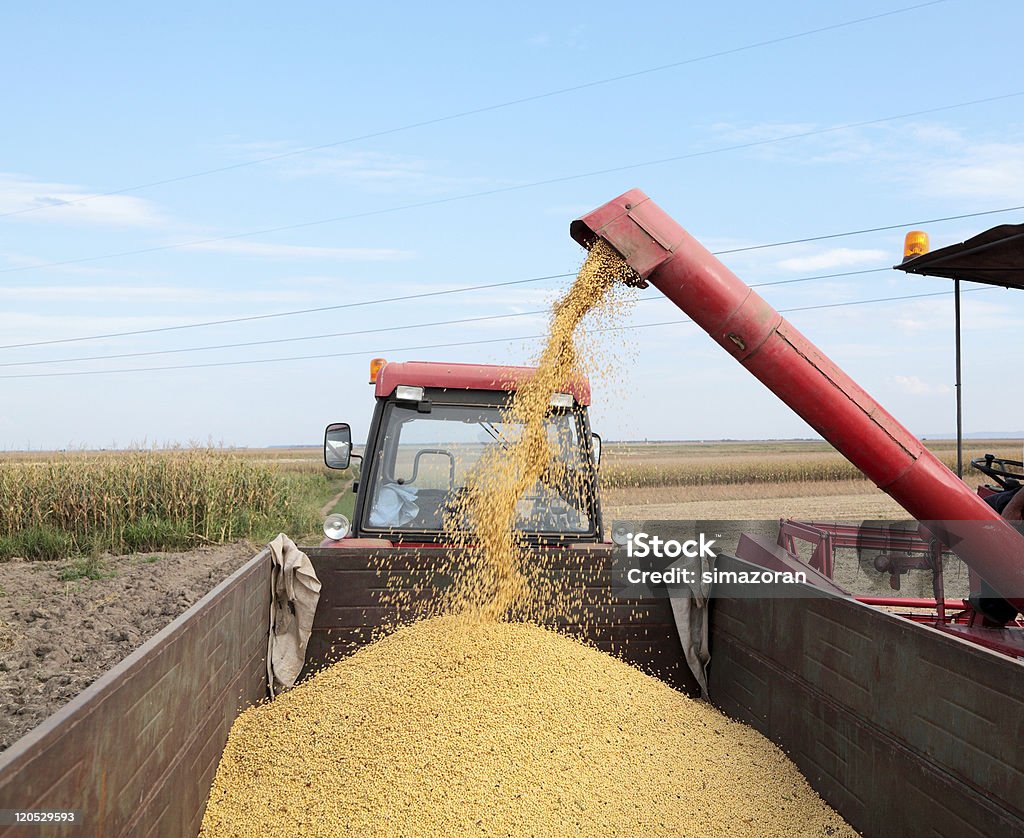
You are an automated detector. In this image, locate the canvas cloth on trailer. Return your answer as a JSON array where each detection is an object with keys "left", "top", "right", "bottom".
[
  {"left": 267, "top": 533, "right": 321, "bottom": 696},
  {"left": 667, "top": 554, "right": 712, "bottom": 699}
]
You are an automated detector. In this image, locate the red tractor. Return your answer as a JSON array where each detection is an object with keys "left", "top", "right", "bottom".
[{"left": 319, "top": 359, "right": 604, "bottom": 547}]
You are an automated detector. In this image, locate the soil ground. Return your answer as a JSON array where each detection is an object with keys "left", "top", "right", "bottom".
[{"left": 0, "top": 542, "right": 257, "bottom": 750}]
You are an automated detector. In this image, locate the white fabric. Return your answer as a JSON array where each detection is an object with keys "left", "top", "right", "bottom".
[
  {"left": 266, "top": 533, "right": 321, "bottom": 697},
  {"left": 368, "top": 483, "right": 419, "bottom": 527},
  {"left": 667, "top": 554, "right": 712, "bottom": 700}
]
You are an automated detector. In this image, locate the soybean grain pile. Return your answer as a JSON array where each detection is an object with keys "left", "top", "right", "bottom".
[
  {"left": 201, "top": 242, "right": 856, "bottom": 836},
  {"left": 201, "top": 617, "right": 853, "bottom": 837}
]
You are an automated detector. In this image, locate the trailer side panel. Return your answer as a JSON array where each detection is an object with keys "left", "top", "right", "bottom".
[
  {"left": 303, "top": 546, "right": 698, "bottom": 694},
  {"left": 709, "top": 552, "right": 1024, "bottom": 838}
]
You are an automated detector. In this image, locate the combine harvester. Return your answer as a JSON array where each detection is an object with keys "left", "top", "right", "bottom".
[{"left": 0, "top": 191, "right": 1021, "bottom": 837}]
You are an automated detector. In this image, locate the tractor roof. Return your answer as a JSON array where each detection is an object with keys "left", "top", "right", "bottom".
[
  {"left": 374, "top": 361, "right": 591, "bottom": 405},
  {"left": 896, "top": 223, "right": 1024, "bottom": 289}
]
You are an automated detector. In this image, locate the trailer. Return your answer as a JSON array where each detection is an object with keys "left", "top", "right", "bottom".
[{"left": 1, "top": 192, "right": 1023, "bottom": 837}]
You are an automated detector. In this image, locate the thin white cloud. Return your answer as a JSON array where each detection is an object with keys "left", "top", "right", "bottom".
[
  {"left": 0, "top": 173, "right": 166, "bottom": 228},
  {"left": 0, "top": 311, "right": 202, "bottom": 341},
  {"left": 708, "top": 121, "right": 815, "bottom": 144},
  {"left": 222, "top": 142, "right": 485, "bottom": 192},
  {"left": 890, "top": 375, "right": 951, "bottom": 396},
  {"left": 892, "top": 295, "right": 1023, "bottom": 333},
  {"left": 181, "top": 240, "right": 413, "bottom": 261},
  {"left": 709, "top": 119, "right": 1024, "bottom": 204},
  {"left": 777, "top": 248, "right": 888, "bottom": 272},
  {"left": 0, "top": 248, "right": 149, "bottom": 276},
  {"left": 916, "top": 142, "right": 1024, "bottom": 203},
  {"left": 705, "top": 119, "right": 881, "bottom": 163}
]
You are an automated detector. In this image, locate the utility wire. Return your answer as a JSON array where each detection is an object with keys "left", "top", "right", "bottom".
[
  {"left": 0, "top": 0, "right": 949, "bottom": 221},
  {"left": 716, "top": 207, "right": 1024, "bottom": 253},
  {"left": 6, "top": 189, "right": 1018, "bottom": 356},
  {"left": 3, "top": 88, "right": 1020, "bottom": 278},
  {"left": 0, "top": 268, "right": 891, "bottom": 367},
  {"left": 0, "top": 285, "right": 994, "bottom": 380},
  {"left": 0, "top": 273, "right": 572, "bottom": 350}
]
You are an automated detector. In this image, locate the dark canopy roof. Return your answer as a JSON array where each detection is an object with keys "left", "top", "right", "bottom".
[{"left": 895, "top": 223, "right": 1024, "bottom": 290}]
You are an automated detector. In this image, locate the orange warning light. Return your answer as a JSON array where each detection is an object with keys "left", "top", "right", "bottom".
[
  {"left": 369, "top": 357, "right": 387, "bottom": 384},
  {"left": 903, "top": 230, "right": 930, "bottom": 261}
]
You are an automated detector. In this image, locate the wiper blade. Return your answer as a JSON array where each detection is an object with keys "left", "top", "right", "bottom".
[{"left": 480, "top": 421, "right": 512, "bottom": 447}]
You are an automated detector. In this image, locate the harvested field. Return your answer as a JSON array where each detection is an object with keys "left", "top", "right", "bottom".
[
  {"left": 600, "top": 438, "right": 1024, "bottom": 489},
  {"left": 201, "top": 616, "right": 855, "bottom": 838},
  {"left": 0, "top": 541, "right": 257, "bottom": 750},
  {"left": 603, "top": 480, "right": 905, "bottom": 520}
]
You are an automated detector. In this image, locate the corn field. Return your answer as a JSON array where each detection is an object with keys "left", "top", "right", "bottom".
[
  {"left": 599, "top": 442, "right": 1019, "bottom": 489},
  {"left": 0, "top": 448, "right": 338, "bottom": 560}
]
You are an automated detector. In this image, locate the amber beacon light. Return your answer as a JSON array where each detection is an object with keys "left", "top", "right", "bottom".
[
  {"left": 369, "top": 357, "right": 387, "bottom": 384},
  {"left": 903, "top": 230, "right": 930, "bottom": 261}
]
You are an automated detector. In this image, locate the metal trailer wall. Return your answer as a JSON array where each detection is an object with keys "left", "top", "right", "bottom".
[
  {"left": 300, "top": 546, "right": 699, "bottom": 695},
  {"left": 709, "top": 553, "right": 1024, "bottom": 838},
  {"left": 0, "top": 548, "right": 272, "bottom": 838}
]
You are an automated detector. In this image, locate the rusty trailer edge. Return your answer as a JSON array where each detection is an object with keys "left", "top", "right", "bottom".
[{"left": 0, "top": 547, "right": 272, "bottom": 838}]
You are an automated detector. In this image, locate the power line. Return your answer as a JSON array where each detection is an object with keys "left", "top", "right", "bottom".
[
  {"left": 715, "top": 206, "right": 1024, "bottom": 253},
  {"left": 0, "top": 285, "right": 994, "bottom": 380},
  {"left": 0, "top": 273, "right": 572, "bottom": 350},
  {"left": 6, "top": 188, "right": 1017, "bottom": 355},
  {"left": 3, "top": 88, "right": 1020, "bottom": 277},
  {"left": 0, "top": 266, "right": 889, "bottom": 352},
  {"left": 0, "top": 268, "right": 892, "bottom": 368},
  {"left": 0, "top": 0, "right": 948, "bottom": 222}
]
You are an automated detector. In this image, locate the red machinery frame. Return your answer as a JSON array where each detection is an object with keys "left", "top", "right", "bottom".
[{"left": 776, "top": 518, "right": 1024, "bottom": 656}]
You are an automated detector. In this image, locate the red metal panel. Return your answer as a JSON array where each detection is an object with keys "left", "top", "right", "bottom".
[
  {"left": 572, "top": 190, "right": 1024, "bottom": 608},
  {"left": 374, "top": 361, "right": 592, "bottom": 405}
]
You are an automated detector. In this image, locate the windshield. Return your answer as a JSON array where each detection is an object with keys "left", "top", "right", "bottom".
[{"left": 363, "top": 402, "right": 593, "bottom": 535}]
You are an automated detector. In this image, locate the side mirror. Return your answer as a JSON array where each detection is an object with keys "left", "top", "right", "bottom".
[
  {"left": 591, "top": 433, "right": 602, "bottom": 466},
  {"left": 324, "top": 422, "right": 352, "bottom": 470}
]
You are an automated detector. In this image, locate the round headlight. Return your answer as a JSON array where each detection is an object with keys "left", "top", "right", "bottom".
[
  {"left": 611, "top": 522, "right": 633, "bottom": 546},
  {"left": 323, "top": 513, "right": 350, "bottom": 541}
]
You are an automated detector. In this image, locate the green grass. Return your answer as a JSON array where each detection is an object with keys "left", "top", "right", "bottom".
[
  {"left": 58, "top": 556, "right": 108, "bottom": 581},
  {"left": 327, "top": 479, "right": 358, "bottom": 520},
  {"left": 0, "top": 526, "right": 79, "bottom": 562}
]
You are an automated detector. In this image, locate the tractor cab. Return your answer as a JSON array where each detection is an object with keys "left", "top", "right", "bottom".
[{"left": 321, "top": 359, "right": 603, "bottom": 547}]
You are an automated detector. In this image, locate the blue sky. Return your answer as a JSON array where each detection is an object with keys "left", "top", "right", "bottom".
[{"left": 2, "top": 0, "right": 1023, "bottom": 448}]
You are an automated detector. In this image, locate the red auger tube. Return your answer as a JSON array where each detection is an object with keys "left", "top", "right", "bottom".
[{"left": 572, "top": 189, "right": 1024, "bottom": 608}]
